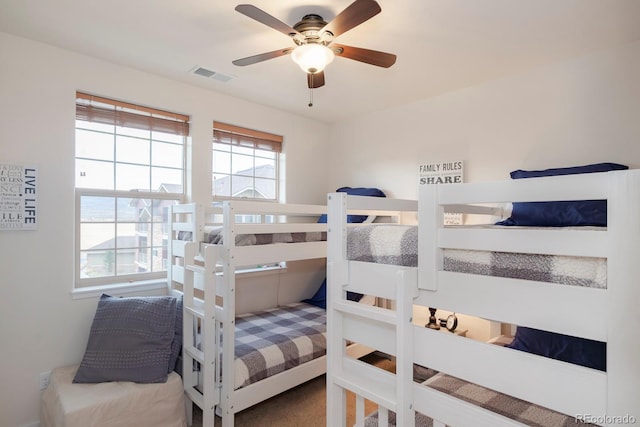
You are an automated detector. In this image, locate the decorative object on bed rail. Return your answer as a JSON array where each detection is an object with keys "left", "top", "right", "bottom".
[
  {"left": 440, "top": 313, "right": 458, "bottom": 332},
  {"left": 425, "top": 307, "right": 440, "bottom": 330}
]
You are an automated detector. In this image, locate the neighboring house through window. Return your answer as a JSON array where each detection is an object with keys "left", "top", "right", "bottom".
[
  {"left": 212, "top": 121, "right": 281, "bottom": 202},
  {"left": 75, "top": 92, "right": 188, "bottom": 289}
]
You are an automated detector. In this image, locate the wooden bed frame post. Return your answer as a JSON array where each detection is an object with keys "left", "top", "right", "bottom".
[
  {"left": 201, "top": 243, "right": 218, "bottom": 427},
  {"left": 418, "top": 183, "right": 441, "bottom": 291},
  {"left": 219, "top": 200, "right": 237, "bottom": 427},
  {"left": 606, "top": 170, "right": 640, "bottom": 421},
  {"left": 180, "top": 241, "right": 196, "bottom": 425},
  {"left": 396, "top": 269, "right": 417, "bottom": 427},
  {"left": 326, "top": 192, "right": 349, "bottom": 427}
]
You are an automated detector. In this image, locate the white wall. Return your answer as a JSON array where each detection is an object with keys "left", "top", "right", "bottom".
[
  {"left": 0, "top": 32, "right": 329, "bottom": 427},
  {"left": 327, "top": 40, "right": 640, "bottom": 199}
]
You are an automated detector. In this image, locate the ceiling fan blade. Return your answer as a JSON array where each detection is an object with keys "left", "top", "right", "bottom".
[
  {"left": 319, "top": 0, "right": 381, "bottom": 39},
  {"left": 235, "top": 4, "right": 302, "bottom": 40},
  {"left": 307, "top": 71, "right": 325, "bottom": 89},
  {"left": 232, "top": 47, "right": 294, "bottom": 66},
  {"left": 332, "top": 43, "right": 396, "bottom": 68}
]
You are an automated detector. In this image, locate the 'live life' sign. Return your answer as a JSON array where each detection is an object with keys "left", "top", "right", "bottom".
[{"left": 0, "top": 163, "right": 38, "bottom": 230}]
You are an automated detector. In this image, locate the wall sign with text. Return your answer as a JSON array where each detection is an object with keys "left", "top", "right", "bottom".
[
  {"left": 0, "top": 163, "right": 38, "bottom": 230},
  {"left": 418, "top": 160, "right": 464, "bottom": 225}
]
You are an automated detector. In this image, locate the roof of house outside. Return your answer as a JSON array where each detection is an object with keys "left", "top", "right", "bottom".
[{"left": 213, "top": 164, "right": 275, "bottom": 199}]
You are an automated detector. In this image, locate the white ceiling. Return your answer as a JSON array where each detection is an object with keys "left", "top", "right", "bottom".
[{"left": 2, "top": 0, "right": 640, "bottom": 123}]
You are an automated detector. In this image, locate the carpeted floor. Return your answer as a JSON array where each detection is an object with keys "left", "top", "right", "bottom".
[{"left": 190, "top": 353, "right": 395, "bottom": 427}]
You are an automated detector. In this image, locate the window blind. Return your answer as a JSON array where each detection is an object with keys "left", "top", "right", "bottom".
[
  {"left": 213, "top": 121, "right": 282, "bottom": 153},
  {"left": 76, "top": 92, "right": 190, "bottom": 136}
]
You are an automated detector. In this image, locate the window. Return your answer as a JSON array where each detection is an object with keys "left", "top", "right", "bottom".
[
  {"left": 75, "top": 92, "right": 188, "bottom": 288},
  {"left": 212, "top": 122, "right": 282, "bottom": 202}
]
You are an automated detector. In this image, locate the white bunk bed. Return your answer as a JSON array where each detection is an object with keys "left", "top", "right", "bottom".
[
  {"left": 326, "top": 170, "right": 640, "bottom": 426},
  {"left": 167, "top": 200, "right": 372, "bottom": 427}
]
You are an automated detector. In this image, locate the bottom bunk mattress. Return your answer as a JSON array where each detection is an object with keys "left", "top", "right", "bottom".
[
  {"left": 231, "top": 302, "right": 327, "bottom": 390},
  {"left": 347, "top": 224, "right": 606, "bottom": 288},
  {"left": 364, "top": 373, "right": 596, "bottom": 427},
  {"left": 364, "top": 336, "right": 597, "bottom": 427}
]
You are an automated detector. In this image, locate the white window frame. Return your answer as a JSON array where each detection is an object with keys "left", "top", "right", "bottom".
[
  {"left": 212, "top": 122, "right": 282, "bottom": 203},
  {"left": 74, "top": 92, "right": 187, "bottom": 291},
  {"left": 74, "top": 189, "right": 183, "bottom": 289}
]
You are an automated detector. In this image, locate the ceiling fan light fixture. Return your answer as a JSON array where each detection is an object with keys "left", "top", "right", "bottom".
[{"left": 291, "top": 43, "right": 335, "bottom": 74}]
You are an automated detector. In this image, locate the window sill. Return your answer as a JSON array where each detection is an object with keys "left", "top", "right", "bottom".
[
  {"left": 72, "top": 265, "right": 286, "bottom": 300},
  {"left": 72, "top": 279, "right": 168, "bottom": 300}
]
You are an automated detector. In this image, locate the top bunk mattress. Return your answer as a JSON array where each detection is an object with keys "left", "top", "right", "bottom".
[
  {"left": 346, "top": 224, "right": 606, "bottom": 289},
  {"left": 179, "top": 226, "right": 326, "bottom": 246}
]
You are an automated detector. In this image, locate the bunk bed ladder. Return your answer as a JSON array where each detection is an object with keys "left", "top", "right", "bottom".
[
  {"left": 183, "top": 242, "right": 220, "bottom": 427},
  {"left": 328, "top": 268, "right": 416, "bottom": 426},
  {"left": 168, "top": 203, "right": 200, "bottom": 292},
  {"left": 326, "top": 192, "right": 417, "bottom": 426}
]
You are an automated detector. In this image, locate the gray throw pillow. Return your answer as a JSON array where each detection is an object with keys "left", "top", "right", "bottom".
[{"left": 73, "top": 294, "right": 177, "bottom": 384}]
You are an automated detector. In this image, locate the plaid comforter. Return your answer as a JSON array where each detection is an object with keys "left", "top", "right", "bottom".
[
  {"left": 232, "top": 302, "right": 326, "bottom": 390},
  {"left": 365, "top": 372, "right": 597, "bottom": 426},
  {"left": 179, "top": 226, "right": 326, "bottom": 246},
  {"left": 347, "top": 225, "right": 418, "bottom": 267},
  {"left": 347, "top": 225, "right": 606, "bottom": 288}
]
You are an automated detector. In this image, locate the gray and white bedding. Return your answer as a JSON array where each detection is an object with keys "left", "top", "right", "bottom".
[
  {"left": 179, "top": 226, "right": 326, "bottom": 246},
  {"left": 232, "top": 302, "right": 326, "bottom": 390},
  {"left": 365, "top": 336, "right": 595, "bottom": 427},
  {"left": 347, "top": 225, "right": 419, "bottom": 267},
  {"left": 364, "top": 372, "right": 597, "bottom": 426},
  {"left": 346, "top": 224, "right": 606, "bottom": 289},
  {"left": 444, "top": 248, "right": 606, "bottom": 289}
]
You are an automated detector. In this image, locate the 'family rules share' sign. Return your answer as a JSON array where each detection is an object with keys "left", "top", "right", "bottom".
[{"left": 418, "top": 160, "right": 464, "bottom": 225}]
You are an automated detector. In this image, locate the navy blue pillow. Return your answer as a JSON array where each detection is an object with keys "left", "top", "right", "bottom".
[
  {"left": 318, "top": 187, "right": 386, "bottom": 224},
  {"left": 509, "top": 162, "right": 628, "bottom": 179},
  {"left": 302, "top": 278, "right": 363, "bottom": 309},
  {"left": 496, "top": 163, "right": 628, "bottom": 227},
  {"left": 507, "top": 327, "right": 606, "bottom": 371},
  {"left": 303, "top": 279, "right": 328, "bottom": 309}
]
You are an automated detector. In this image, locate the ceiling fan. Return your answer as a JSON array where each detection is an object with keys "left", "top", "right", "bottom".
[{"left": 232, "top": 0, "right": 397, "bottom": 92}]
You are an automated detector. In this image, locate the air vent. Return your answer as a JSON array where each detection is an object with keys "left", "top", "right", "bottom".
[
  {"left": 190, "top": 66, "right": 234, "bottom": 83},
  {"left": 193, "top": 67, "right": 215, "bottom": 78}
]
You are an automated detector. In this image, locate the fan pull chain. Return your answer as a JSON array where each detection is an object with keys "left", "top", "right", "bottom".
[{"left": 308, "top": 74, "right": 314, "bottom": 107}]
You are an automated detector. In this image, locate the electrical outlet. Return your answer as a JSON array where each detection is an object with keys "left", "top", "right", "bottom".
[{"left": 39, "top": 371, "right": 51, "bottom": 391}]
